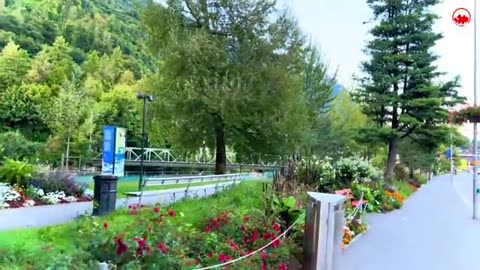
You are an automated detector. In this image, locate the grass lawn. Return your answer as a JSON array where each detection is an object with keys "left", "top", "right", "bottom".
[
  {"left": 0, "top": 181, "right": 268, "bottom": 266},
  {"left": 90, "top": 180, "right": 235, "bottom": 199}
]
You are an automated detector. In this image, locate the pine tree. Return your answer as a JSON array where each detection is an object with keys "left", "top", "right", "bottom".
[{"left": 355, "top": 0, "right": 464, "bottom": 181}]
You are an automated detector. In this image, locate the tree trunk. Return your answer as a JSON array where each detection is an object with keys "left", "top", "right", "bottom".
[
  {"left": 65, "top": 134, "right": 71, "bottom": 173},
  {"left": 408, "top": 164, "right": 414, "bottom": 179},
  {"left": 214, "top": 119, "right": 226, "bottom": 175},
  {"left": 384, "top": 138, "right": 399, "bottom": 182}
]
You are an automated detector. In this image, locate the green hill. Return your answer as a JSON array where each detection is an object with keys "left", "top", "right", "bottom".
[{"left": 0, "top": 0, "right": 152, "bottom": 77}]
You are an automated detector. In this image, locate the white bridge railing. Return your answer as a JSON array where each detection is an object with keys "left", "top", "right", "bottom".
[{"left": 95, "top": 147, "right": 282, "bottom": 167}]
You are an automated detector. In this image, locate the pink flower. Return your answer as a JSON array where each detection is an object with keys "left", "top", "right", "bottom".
[
  {"left": 273, "top": 223, "right": 280, "bottom": 232},
  {"left": 279, "top": 262, "right": 287, "bottom": 270},
  {"left": 168, "top": 210, "right": 175, "bottom": 217},
  {"left": 154, "top": 207, "right": 159, "bottom": 213}
]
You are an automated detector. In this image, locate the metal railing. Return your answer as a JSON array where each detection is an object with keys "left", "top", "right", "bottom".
[
  {"left": 126, "top": 173, "right": 251, "bottom": 199},
  {"left": 143, "top": 173, "right": 249, "bottom": 187},
  {"left": 93, "top": 147, "right": 283, "bottom": 167}
]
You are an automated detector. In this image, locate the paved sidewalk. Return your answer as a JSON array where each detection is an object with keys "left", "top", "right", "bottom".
[
  {"left": 338, "top": 173, "right": 480, "bottom": 270},
  {"left": 0, "top": 185, "right": 220, "bottom": 230}
]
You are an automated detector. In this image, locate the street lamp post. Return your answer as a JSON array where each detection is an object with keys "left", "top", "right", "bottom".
[
  {"left": 473, "top": 0, "right": 479, "bottom": 220},
  {"left": 137, "top": 94, "right": 153, "bottom": 192}
]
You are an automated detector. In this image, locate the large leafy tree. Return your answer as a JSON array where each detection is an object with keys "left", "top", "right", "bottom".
[
  {"left": 355, "top": 0, "right": 464, "bottom": 181},
  {"left": 142, "top": 0, "right": 308, "bottom": 174}
]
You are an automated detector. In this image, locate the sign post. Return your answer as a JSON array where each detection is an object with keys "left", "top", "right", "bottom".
[{"left": 102, "top": 126, "right": 126, "bottom": 177}]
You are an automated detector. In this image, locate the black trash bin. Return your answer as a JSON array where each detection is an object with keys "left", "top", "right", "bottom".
[{"left": 92, "top": 175, "right": 119, "bottom": 216}]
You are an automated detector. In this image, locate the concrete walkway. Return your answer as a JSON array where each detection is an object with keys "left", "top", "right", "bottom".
[
  {"left": 0, "top": 185, "right": 221, "bottom": 230},
  {"left": 339, "top": 173, "right": 480, "bottom": 270}
]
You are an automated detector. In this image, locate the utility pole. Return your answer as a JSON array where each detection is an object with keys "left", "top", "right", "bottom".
[
  {"left": 473, "top": 0, "right": 479, "bottom": 220},
  {"left": 450, "top": 128, "right": 454, "bottom": 183}
]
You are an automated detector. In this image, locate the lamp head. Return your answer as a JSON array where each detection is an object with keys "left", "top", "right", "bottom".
[{"left": 137, "top": 94, "right": 154, "bottom": 101}]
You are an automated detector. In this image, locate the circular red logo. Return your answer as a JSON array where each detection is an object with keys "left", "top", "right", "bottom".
[{"left": 452, "top": 8, "right": 471, "bottom": 27}]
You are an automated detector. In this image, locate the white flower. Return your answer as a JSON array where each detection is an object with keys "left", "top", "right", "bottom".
[
  {"left": 2, "top": 189, "right": 21, "bottom": 202},
  {"left": 35, "top": 188, "right": 45, "bottom": 197},
  {"left": 23, "top": 199, "right": 36, "bottom": 207},
  {"left": 42, "top": 191, "right": 67, "bottom": 204}
]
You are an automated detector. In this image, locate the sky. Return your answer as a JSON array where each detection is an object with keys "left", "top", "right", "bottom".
[{"left": 281, "top": 0, "right": 477, "bottom": 138}]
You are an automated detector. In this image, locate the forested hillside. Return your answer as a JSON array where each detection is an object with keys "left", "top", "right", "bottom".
[{"left": 0, "top": 0, "right": 152, "bottom": 166}]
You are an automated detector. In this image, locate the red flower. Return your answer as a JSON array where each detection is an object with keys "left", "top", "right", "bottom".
[
  {"left": 103, "top": 222, "right": 108, "bottom": 229},
  {"left": 204, "top": 226, "right": 212, "bottom": 233},
  {"left": 250, "top": 231, "right": 258, "bottom": 243},
  {"left": 168, "top": 210, "right": 175, "bottom": 217},
  {"left": 243, "top": 216, "right": 250, "bottom": 222},
  {"left": 229, "top": 241, "right": 238, "bottom": 251},
  {"left": 273, "top": 223, "right": 280, "bottom": 232},
  {"left": 263, "top": 232, "right": 271, "bottom": 241},
  {"left": 218, "top": 253, "right": 226, "bottom": 262},
  {"left": 157, "top": 242, "right": 168, "bottom": 254},
  {"left": 260, "top": 251, "right": 268, "bottom": 260},
  {"left": 261, "top": 262, "right": 267, "bottom": 270},
  {"left": 271, "top": 239, "right": 281, "bottom": 248},
  {"left": 154, "top": 207, "right": 159, "bottom": 213},
  {"left": 279, "top": 262, "right": 287, "bottom": 270},
  {"left": 114, "top": 237, "right": 128, "bottom": 255},
  {"left": 208, "top": 252, "right": 213, "bottom": 258}
]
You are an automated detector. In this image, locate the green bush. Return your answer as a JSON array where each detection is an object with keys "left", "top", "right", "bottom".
[
  {"left": 334, "top": 157, "right": 382, "bottom": 185},
  {"left": 0, "top": 131, "right": 42, "bottom": 164},
  {"left": 0, "top": 159, "right": 36, "bottom": 188}
]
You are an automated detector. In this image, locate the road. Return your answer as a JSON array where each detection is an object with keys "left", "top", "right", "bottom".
[
  {"left": 0, "top": 184, "right": 221, "bottom": 231},
  {"left": 338, "top": 173, "right": 480, "bottom": 270}
]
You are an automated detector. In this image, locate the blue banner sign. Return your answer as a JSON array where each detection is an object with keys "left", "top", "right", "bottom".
[
  {"left": 102, "top": 126, "right": 115, "bottom": 175},
  {"left": 102, "top": 126, "right": 126, "bottom": 176}
]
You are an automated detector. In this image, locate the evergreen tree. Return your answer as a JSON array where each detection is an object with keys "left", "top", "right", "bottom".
[{"left": 355, "top": 0, "right": 464, "bottom": 181}]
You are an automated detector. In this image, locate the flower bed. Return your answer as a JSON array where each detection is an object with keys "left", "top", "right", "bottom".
[
  {"left": 0, "top": 182, "right": 306, "bottom": 269},
  {"left": 0, "top": 159, "right": 91, "bottom": 209},
  {"left": 87, "top": 206, "right": 296, "bottom": 269},
  {"left": 0, "top": 184, "right": 91, "bottom": 209}
]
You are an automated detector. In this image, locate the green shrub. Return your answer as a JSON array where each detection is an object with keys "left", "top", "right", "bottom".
[
  {"left": 33, "top": 171, "right": 87, "bottom": 197},
  {"left": 334, "top": 157, "right": 382, "bottom": 185},
  {"left": 0, "top": 132, "right": 42, "bottom": 164},
  {"left": 0, "top": 159, "right": 36, "bottom": 188}
]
